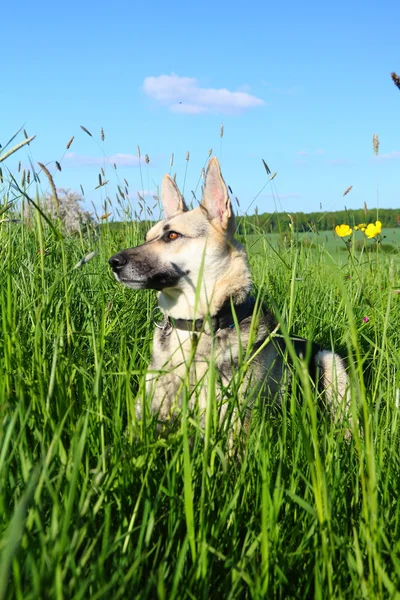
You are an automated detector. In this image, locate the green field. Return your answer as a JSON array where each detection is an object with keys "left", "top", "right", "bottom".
[
  {"left": 246, "top": 228, "right": 400, "bottom": 262},
  {"left": 1, "top": 206, "right": 400, "bottom": 599}
]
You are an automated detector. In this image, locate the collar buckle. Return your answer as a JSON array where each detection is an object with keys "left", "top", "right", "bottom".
[{"left": 152, "top": 306, "right": 170, "bottom": 331}]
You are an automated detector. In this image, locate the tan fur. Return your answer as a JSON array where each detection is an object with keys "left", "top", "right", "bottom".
[{"left": 109, "top": 158, "right": 350, "bottom": 437}]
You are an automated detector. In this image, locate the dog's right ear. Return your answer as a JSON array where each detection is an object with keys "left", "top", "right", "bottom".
[
  {"left": 161, "top": 175, "right": 188, "bottom": 219},
  {"left": 201, "top": 157, "right": 235, "bottom": 234}
]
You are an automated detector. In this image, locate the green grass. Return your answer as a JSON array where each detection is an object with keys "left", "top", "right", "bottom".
[{"left": 1, "top": 207, "right": 400, "bottom": 599}]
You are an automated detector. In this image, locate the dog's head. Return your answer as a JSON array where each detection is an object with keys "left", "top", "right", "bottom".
[{"left": 109, "top": 157, "right": 238, "bottom": 294}]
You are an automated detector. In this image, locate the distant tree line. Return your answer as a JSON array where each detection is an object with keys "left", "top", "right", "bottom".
[{"left": 236, "top": 208, "right": 400, "bottom": 234}]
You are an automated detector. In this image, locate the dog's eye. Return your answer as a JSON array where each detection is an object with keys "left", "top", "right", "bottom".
[{"left": 164, "top": 231, "right": 181, "bottom": 241}]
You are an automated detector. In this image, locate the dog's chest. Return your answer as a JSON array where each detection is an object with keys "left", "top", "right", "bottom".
[
  {"left": 144, "top": 328, "right": 218, "bottom": 418},
  {"left": 152, "top": 327, "right": 222, "bottom": 372},
  {"left": 148, "top": 327, "right": 237, "bottom": 396}
]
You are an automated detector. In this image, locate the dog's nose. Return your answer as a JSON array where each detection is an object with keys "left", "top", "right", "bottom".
[{"left": 109, "top": 252, "right": 128, "bottom": 270}]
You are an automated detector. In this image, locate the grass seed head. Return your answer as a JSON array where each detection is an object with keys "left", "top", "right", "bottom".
[
  {"left": 38, "top": 162, "right": 59, "bottom": 211},
  {"left": 343, "top": 186, "right": 353, "bottom": 196},
  {"left": 80, "top": 125, "right": 92, "bottom": 137},
  {"left": 373, "top": 133, "right": 379, "bottom": 156},
  {"left": 391, "top": 71, "right": 400, "bottom": 90}
]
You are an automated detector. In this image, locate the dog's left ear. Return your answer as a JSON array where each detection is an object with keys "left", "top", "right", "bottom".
[
  {"left": 161, "top": 174, "right": 188, "bottom": 219},
  {"left": 201, "top": 157, "right": 235, "bottom": 233}
]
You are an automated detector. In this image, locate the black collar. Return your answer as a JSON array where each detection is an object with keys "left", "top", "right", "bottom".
[{"left": 168, "top": 295, "right": 256, "bottom": 334}]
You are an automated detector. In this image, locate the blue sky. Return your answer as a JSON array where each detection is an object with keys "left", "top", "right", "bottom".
[{"left": 2, "top": 0, "right": 400, "bottom": 219}]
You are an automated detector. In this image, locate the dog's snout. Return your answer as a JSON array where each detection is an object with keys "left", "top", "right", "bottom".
[{"left": 109, "top": 252, "right": 128, "bottom": 270}]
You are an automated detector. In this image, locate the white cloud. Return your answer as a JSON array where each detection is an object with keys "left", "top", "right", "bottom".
[
  {"left": 328, "top": 158, "right": 351, "bottom": 166},
  {"left": 297, "top": 149, "right": 326, "bottom": 156},
  {"left": 376, "top": 151, "right": 400, "bottom": 160},
  {"left": 65, "top": 152, "right": 143, "bottom": 167},
  {"left": 171, "top": 103, "right": 207, "bottom": 115},
  {"left": 143, "top": 73, "right": 265, "bottom": 115},
  {"left": 136, "top": 189, "right": 157, "bottom": 198}
]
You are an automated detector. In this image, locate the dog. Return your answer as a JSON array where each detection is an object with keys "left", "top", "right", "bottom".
[{"left": 109, "top": 157, "right": 350, "bottom": 436}]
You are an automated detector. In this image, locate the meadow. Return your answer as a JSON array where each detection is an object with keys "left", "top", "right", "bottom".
[
  {"left": 246, "top": 227, "right": 400, "bottom": 262},
  {"left": 1, "top": 175, "right": 400, "bottom": 598}
]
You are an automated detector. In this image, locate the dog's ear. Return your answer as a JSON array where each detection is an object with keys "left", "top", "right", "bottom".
[
  {"left": 161, "top": 174, "right": 188, "bottom": 219},
  {"left": 201, "top": 157, "right": 235, "bottom": 232}
]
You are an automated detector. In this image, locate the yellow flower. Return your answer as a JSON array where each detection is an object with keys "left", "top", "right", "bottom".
[
  {"left": 354, "top": 223, "right": 367, "bottom": 231},
  {"left": 335, "top": 224, "right": 352, "bottom": 237},
  {"left": 364, "top": 220, "right": 382, "bottom": 238}
]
